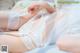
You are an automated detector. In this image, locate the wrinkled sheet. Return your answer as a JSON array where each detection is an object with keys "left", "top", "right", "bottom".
[{"left": 25, "top": 45, "right": 68, "bottom": 53}]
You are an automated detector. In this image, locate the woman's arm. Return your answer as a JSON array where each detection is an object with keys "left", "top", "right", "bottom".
[
  {"left": 57, "top": 34, "right": 80, "bottom": 53},
  {"left": 0, "top": 10, "right": 33, "bottom": 31},
  {"left": 41, "top": 2, "right": 55, "bottom": 13},
  {"left": 8, "top": 14, "right": 33, "bottom": 31},
  {"left": 0, "top": 11, "right": 10, "bottom": 31}
]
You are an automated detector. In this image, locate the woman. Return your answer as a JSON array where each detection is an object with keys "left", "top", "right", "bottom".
[
  {"left": 1, "top": 1, "right": 80, "bottom": 53},
  {"left": 0, "top": 1, "right": 55, "bottom": 53},
  {"left": 0, "top": 0, "right": 54, "bottom": 31}
]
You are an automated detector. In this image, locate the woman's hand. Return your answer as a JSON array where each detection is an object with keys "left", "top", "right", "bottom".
[{"left": 28, "top": 2, "right": 56, "bottom": 16}]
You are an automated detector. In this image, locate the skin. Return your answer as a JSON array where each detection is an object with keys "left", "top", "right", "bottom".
[
  {"left": 56, "top": 8, "right": 80, "bottom": 53},
  {"left": 0, "top": 2, "right": 55, "bottom": 53},
  {"left": 0, "top": 34, "right": 28, "bottom": 53},
  {"left": 0, "top": 2, "right": 55, "bottom": 31},
  {"left": 57, "top": 34, "right": 80, "bottom": 53}
]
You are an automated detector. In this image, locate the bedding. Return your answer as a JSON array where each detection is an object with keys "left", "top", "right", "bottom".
[
  {"left": 18, "top": 10, "right": 69, "bottom": 53},
  {"left": 26, "top": 45, "right": 68, "bottom": 53},
  {"left": 19, "top": 14, "right": 51, "bottom": 49},
  {"left": 0, "top": 0, "right": 72, "bottom": 53},
  {"left": 56, "top": 4, "right": 80, "bottom": 53},
  {"left": 19, "top": 2, "right": 78, "bottom": 53}
]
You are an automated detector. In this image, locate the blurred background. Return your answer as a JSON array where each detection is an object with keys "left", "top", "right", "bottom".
[
  {"left": 0, "top": 0, "right": 19, "bottom": 10},
  {"left": 0, "top": 0, "right": 80, "bottom": 10}
]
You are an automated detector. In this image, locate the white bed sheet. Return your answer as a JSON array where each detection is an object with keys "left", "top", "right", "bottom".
[{"left": 25, "top": 45, "right": 69, "bottom": 53}]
